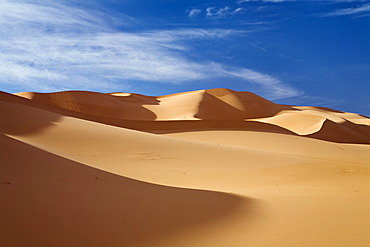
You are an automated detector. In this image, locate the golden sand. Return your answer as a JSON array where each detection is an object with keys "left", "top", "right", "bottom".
[{"left": 1, "top": 89, "right": 369, "bottom": 246}]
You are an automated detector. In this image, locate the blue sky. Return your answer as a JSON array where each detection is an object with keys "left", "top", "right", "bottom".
[{"left": 1, "top": 0, "right": 369, "bottom": 115}]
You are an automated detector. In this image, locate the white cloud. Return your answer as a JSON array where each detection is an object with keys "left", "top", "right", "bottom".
[
  {"left": 322, "top": 3, "right": 370, "bottom": 16},
  {"left": 0, "top": 0, "right": 300, "bottom": 99},
  {"left": 188, "top": 8, "right": 202, "bottom": 17},
  {"left": 218, "top": 66, "right": 301, "bottom": 99},
  {"left": 205, "top": 6, "right": 244, "bottom": 18},
  {"left": 0, "top": 30, "right": 211, "bottom": 91},
  {"left": 206, "top": 6, "right": 230, "bottom": 17},
  {"left": 0, "top": 0, "right": 121, "bottom": 33}
]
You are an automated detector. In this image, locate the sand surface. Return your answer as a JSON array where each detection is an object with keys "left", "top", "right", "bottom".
[{"left": 1, "top": 89, "right": 370, "bottom": 246}]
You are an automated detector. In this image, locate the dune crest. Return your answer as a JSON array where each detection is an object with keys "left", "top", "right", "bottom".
[{"left": 249, "top": 111, "right": 327, "bottom": 135}]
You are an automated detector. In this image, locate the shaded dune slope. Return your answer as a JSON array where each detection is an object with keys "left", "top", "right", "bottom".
[
  {"left": 15, "top": 90, "right": 159, "bottom": 120},
  {"left": 10, "top": 89, "right": 370, "bottom": 144},
  {"left": 0, "top": 134, "right": 247, "bottom": 247},
  {"left": 195, "top": 88, "right": 292, "bottom": 119}
]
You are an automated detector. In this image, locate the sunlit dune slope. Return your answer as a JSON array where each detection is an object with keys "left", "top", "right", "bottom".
[{"left": 14, "top": 88, "right": 370, "bottom": 143}]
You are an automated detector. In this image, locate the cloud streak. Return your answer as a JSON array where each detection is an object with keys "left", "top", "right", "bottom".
[
  {"left": 219, "top": 66, "right": 301, "bottom": 99},
  {"left": 322, "top": 3, "right": 370, "bottom": 16},
  {"left": 0, "top": 0, "right": 300, "bottom": 99},
  {"left": 188, "top": 8, "right": 202, "bottom": 17},
  {"left": 188, "top": 5, "right": 244, "bottom": 19}
]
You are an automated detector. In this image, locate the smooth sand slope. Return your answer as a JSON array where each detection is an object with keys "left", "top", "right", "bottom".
[{"left": 1, "top": 89, "right": 370, "bottom": 246}]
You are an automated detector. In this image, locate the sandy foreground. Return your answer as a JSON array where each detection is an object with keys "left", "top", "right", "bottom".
[{"left": 1, "top": 88, "right": 370, "bottom": 247}]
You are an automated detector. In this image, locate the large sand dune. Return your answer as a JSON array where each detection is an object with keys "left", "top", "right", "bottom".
[{"left": 1, "top": 89, "right": 370, "bottom": 246}]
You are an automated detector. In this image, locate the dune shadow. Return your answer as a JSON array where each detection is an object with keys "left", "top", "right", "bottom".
[
  {"left": 124, "top": 119, "right": 299, "bottom": 136},
  {"left": 0, "top": 92, "right": 62, "bottom": 136},
  {"left": 194, "top": 89, "right": 294, "bottom": 120},
  {"left": 308, "top": 119, "right": 370, "bottom": 144},
  {"left": 30, "top": 91, "right": 160, "bottom": 121},
  {"left": 194, "top": 91, "right": 247, "bottom": 120},
  {"left": 1, "top": 91, "right": 161, "bottom": 136},
  {"left": 0, "top": 135, "right": 256, "bottom": 247},
  {"left": 229, "top": 90, "right": 294, "bottom": 118}
]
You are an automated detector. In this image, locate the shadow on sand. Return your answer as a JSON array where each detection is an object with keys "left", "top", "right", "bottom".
[{"left": 0, "top": 135, "right": 258, "bottom": 247}]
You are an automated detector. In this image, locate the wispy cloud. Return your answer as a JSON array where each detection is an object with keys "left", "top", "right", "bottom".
[
  {"left": 188, "top": 8, "right": 202, "bottom": 17},
  {"left": 206, "top": 6, "right": 242, "bottom": 18},
  {"left": 0, "top": 0, "right": 300, "bottom": 99},
  {"left": 188, "top": 5, "right": 244, "bottom": 19},
  {"left": 249, "top": 42, "right": 268, "bottom": 52},
  {"left": 277, "top": 95, "right": 345, "bottom": 109},
  {"left": 219, "top": 66, "right": 301, "bottom": 99},
  {"left": 322, "top": 3, "right": 370, "bottom": 16},
  {"left": 206, "top": 6, "right": 224, "bottom": 17},
  {"left": 0, "top": 0, "right": 127, "bottom": 33}
]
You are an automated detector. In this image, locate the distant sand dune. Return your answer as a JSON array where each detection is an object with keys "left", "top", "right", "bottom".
[
  {"left": 2, "top": 89, "right": 370, "bottom": 246},
  {"left": 13, "top": 89, "right": 370, "bottom": 143},
  {"left": 16, "top": 90, "right": 159, "bottom": 120}
]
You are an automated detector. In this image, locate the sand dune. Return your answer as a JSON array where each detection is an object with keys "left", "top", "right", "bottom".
[
  {"left": 0, "top": 134, "right": 247, "bottom": 247},
  {"left": 14, "top": 89, "right": 370, "bottom": 143},
  {"left": 2, "top": 89, "right": 370, "bottom": 246},
  {"left": 1, "top": 96, "right": 314, "bottom": 188}
]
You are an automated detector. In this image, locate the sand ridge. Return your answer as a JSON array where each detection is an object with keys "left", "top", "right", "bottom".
[{"left": 14, "top": 89, "right": 370, "bottom": 143}]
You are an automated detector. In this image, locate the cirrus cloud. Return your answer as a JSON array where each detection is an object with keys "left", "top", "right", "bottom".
[{"left": 0, "top": 0, "right": 300, "bottom": 99}]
